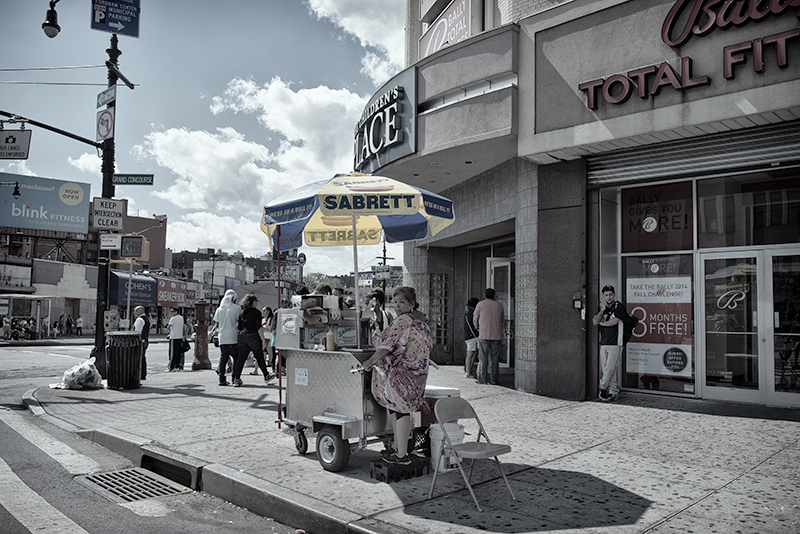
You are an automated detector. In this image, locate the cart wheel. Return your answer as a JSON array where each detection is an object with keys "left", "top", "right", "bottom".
[
  {"left": 316, "top": 427, "right": 350, "bottom": 472},
  {"left": 294, "top": 431, "right": 308, "bottom": 455}
]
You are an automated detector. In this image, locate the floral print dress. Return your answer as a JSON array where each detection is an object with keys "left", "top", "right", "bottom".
[{"left": 371, "top": 312, "right": 432, "bottom": 413}]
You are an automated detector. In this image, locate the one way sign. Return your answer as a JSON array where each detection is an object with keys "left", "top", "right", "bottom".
[{"left": 91, "top": 0, "right": 140, "bottom": 39}]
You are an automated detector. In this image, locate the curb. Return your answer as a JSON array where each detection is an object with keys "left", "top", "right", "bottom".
[{"left": 24, "top": 387, "right": 397, "bottom": 534}]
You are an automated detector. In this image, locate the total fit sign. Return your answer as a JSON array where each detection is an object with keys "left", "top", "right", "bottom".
[
  {"left": 0, "top": 172, "right": 90, "bottom": 233},
  {"left": 578, "top": 0, "right": 800, "bottom": 109}
]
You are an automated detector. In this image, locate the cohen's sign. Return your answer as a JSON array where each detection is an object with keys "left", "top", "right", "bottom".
[{"left": 579, "top": 0, "right": 800, "bottom": 109}]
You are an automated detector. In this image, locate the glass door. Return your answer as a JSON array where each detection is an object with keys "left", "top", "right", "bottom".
[
  {"left": 487, "top": 258, "right": 514, "bottom": 368},
  {"left": 769, "top": 252, "right": 800, "bottom": 406},
  {"left": 700, "top": 249, "right": 800, "bottom": 406},
  {"left": 700, "top": 253, "right": 763, "bottom": 403}
]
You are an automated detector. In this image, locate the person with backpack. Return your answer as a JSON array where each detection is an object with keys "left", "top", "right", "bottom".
[{"left": 592, "top": 284, "right": 629, "bottom": 402}]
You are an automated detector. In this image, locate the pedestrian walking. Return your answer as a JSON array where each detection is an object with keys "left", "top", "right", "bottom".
[
  {"left": 75, "top": 315, "right": 83, "bottom": 336},
  {"left": 232, "top": 294, "right": 275, "bottom": 387},
  {"left": 473, "top": 288, "right": 504, "bottom": 385},
  {"left": 213, "top": 290, "right": 241, "bottom": 386}
]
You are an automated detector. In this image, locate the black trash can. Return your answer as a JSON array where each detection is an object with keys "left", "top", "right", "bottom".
[{"left": 106, "top": 331, "right": 142, "bottom": 390}]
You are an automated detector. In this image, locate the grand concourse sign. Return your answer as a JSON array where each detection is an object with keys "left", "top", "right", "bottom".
[{"left": 113, "top": 173, "right": 154, "bottom": 185}]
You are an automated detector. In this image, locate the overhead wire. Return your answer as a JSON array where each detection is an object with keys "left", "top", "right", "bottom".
[{"left": 0, "top": 64, "right": 108, "bottom": 86}]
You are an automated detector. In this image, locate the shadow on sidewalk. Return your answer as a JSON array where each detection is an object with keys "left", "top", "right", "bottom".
[{"left": 405, "top": 464, "right": 653, "bottom": 532}]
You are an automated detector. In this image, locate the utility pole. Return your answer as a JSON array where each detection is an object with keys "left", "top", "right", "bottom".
[
  {"left": 91, "top": 35, "right": 122, "bottom": 377},
  {"left": 376, "top": 237, "right": 394, "bottom": 293}
]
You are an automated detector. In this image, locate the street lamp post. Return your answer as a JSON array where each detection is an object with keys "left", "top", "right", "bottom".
[{"left": 43, "top": 3, "right": 129, "bottom": 377}]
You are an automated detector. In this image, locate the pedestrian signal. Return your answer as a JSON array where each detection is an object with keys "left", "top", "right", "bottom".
[{"left": 119, "top": 235, "right": 150, "bottom": 261}]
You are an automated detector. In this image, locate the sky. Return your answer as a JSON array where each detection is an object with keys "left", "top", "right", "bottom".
[{"left": 0, "top": 0, "right": 406, "bottom": 276}]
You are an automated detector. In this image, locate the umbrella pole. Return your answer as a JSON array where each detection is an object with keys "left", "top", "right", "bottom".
[
  {"left": 352, "top": 215, "right": 361, "bottom": 350},
  {"left": 276, "top": 226, "right": 283, "bottom": 427}
]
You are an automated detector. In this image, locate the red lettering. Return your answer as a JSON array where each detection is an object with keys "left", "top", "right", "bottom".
[
  {"left": 662, "top": 0, "right": 800, "bottom": 47},
  {"left": 724, "top": 41, "right": 752, "bottom": 78},
  {"left": 628, "top": 66, "right": 657, "bottom": 97},
  {"left": 578, "top": 79, "right": 604, "bottom": 109},
  {"left": 649, "top": 62, "right": 683, "bottom": 95}
]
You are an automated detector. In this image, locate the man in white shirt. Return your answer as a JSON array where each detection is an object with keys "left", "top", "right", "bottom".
[
  {"left": 167, "top": 308, "right": 185, "bottom": 371},
  {"left": 132, "top": 306, "right": 150, "bottom": 380}
]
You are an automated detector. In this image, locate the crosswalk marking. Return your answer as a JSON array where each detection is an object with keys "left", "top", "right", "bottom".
[
  {"left": 0, "top": 410, "right": 102, "bottom": 475},
  {"left": 0, "top": 456, "right": 90, "bottom": 534}
]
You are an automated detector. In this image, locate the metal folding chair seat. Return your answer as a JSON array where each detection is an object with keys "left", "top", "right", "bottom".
[{"left": 428, "top": 397, "right": 515, "bottom": 511}]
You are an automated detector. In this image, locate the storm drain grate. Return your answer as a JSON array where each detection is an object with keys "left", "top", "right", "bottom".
[{"left": 76, "top": 468, "right": 192, "bottom": 503}]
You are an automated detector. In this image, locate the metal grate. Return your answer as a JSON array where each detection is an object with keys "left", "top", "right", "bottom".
[{"left": 77, "top": 468, "right": 192, "bottom": 503}]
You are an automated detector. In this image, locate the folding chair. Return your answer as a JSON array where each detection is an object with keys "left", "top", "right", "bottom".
[{"left": 428, "top": 397, "right": 516, "bottom": 511}]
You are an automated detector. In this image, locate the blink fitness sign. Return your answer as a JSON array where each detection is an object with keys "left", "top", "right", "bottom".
[{"left": 579, "top": 0, "right": 800, "bottom": 109}]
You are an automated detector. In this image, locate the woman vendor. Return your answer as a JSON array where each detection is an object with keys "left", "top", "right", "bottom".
[{"left": 362, "top": 286, "right": 432, "bottom": 465}]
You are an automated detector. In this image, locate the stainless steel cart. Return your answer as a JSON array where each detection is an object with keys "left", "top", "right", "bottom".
[{"left": 280, "top": 347, "right": 399, "bottom": 472}]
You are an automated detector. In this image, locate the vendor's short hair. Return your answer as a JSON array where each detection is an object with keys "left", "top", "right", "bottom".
[
  {"left": 394, "top": 286, "right": 417, "bottom": 306},
  {"left": 602, "top": 285, "right": 615, "bottom": 294}
]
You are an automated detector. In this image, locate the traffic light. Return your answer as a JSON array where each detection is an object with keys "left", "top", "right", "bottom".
[{"left": 119, "top": 234, "right": 150, "bottom": 261}]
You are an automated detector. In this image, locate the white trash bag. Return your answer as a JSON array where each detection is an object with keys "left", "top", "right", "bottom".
[{"left": 62, "top": 357, "right": 103, "bottom": 389}]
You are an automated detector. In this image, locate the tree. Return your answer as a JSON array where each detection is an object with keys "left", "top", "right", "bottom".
[{"left": 303, "top": 272, "right": 335, "bottom": 291}]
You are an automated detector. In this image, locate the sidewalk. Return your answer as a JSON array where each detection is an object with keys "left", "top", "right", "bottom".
[{"left": 24, "top": 350, "right": 800, "bottom": 534}]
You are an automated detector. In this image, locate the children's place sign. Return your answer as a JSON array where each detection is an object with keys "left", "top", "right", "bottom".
[
  {"left": 0, "top": 172, "right": 90, "bottom": 234},
  {"left": 625, "top": 255, "right": 694, "bottom": 380}
]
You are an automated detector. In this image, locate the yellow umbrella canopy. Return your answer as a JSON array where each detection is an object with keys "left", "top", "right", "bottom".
[{"left": 261, "top": 173, "right": 455, "bottom": 251}]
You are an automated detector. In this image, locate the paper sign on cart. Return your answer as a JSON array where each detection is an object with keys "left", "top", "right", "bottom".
[{"left": 295, "top": 368, "right": 308, "bottom": 386}]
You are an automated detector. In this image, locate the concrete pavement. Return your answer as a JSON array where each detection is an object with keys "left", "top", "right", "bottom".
[{"left": 20, "top": 341, "right": 800, "bottom": 534}]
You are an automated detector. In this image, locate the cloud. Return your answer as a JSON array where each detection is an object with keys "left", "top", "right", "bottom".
[
  {"left": 133, "top": 77, "right": 372, "bottom": 270},
  {"left": 67, "top": 153, "right": 103, "bottom": 178},
  {"left": 0, "top": 161, "right": 36, "bottom": 176},
  {"left": 133, "top": 126, "right": 277, "bottom": 213},
  {"left": 128, "top": 4, "right": 406, "bottom": 274},
  {"left": 306, "top": 0, "right": 405, "bottom": 86}
]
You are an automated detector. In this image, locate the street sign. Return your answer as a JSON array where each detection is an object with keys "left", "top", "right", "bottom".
[
  {"left": 96, "top": 108, "right": 115, "bottom": 142},
  {"left": 91, "top": 0, "right": 141, "bottom": 38},
  {"left": 113, "top": 173, "right": 154, "bottom": 185},
  {"left": 92, "top": 197, "right": 124, "bottom": 231},
  {"left": 100, "top": 233, "right": 122, "bottom": 250},
  {"left": 97, "top": 86, "right": 116, "bottom": 108},
  {"left": 0, "top": 130, "right": 32, "bottom": 159},
  {"left": 297, "top": 252, "right": 307, "bottom": 266}
]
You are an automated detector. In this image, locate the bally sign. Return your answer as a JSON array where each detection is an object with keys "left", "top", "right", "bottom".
[
  {"left": 155, "top": 277, "right": 188, "bottom": 307},
  {"left": 578, "top": 0, "right": 800, "bottom": 109},
  {"left": 419, "top": 0, "right": 471, "bottom": 60}
]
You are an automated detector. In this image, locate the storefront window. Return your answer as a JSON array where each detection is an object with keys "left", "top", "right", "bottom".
[
  {"left": 622, "top": 255, "right": 695, "bottom": 394},
  {"left": 698, "top": 170, "right": 800, "bottom": 249},
  {"left": 622, "top": 182, "right": 693, "bottom": 253}
]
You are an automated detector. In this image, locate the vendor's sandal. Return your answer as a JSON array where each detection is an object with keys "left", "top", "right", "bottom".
[{"left": 380, "top": 447, "right": 397, "bottom": 459}]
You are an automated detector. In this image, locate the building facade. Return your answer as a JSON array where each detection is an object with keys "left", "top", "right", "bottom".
[{"left": 360, "top": 0, "right": 800, "bottom": 406}]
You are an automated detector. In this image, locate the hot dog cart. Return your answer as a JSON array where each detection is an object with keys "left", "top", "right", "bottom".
[{"left": 275, "top": 295, "right": 421, "bottom": 471}]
